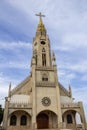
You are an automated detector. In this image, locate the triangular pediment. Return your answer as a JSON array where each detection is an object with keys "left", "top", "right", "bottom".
[
  {"left": 58, "top": 82, "right": 70, "bottom": 97},
  {"left": 10, "top": 75, "right": 32, "bottom": 96}
]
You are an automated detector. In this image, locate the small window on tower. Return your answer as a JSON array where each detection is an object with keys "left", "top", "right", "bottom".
[
  {"left": 42, "top": 48, "right": 45, "bottom": 52},
  {"left": 42, "top": 73, "right": 48, "bottom": 81}
]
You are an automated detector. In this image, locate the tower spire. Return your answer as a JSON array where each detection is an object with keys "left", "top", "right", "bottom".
[{"left": 35, "top": 12, "right": 46, "bottom": 36}]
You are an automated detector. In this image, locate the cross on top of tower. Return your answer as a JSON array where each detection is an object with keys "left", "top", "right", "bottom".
[
  {"left": 35, "top": 12, "right": 45, "bottom": 20},
  {"left": 35, "top": 12, "right": 46, "bottom": 35}
]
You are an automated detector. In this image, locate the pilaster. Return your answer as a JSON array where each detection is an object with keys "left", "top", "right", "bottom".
[
  {"left": 3, "top": 97, "right": 9, "bottom": 129},
  {"left": 53, "top": 64, "right": 62, "bottom": 128},
  {"left": 31, "top": 57, "right": 37, "bottom": 129},
  {"left": 79, "top": 102, "right": 87, "bottom": 129}
]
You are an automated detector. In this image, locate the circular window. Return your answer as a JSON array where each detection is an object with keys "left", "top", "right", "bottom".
[
  {"left": 41, "top": 41, "right": 45, "bottom": 45},
  {"left": 42, "top": 97, "right": 51, "bottom": 106}
]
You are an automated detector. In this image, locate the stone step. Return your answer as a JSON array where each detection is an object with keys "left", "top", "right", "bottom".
[{"left": 36, "top": 129, "right": 72, "bottom": 130}]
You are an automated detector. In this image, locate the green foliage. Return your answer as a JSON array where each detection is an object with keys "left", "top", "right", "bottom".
[{"left": 0, "top": 105, "right": 4, "bottom": 124}]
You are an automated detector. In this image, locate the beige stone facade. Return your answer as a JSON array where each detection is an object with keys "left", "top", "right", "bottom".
[{"left": 3, "top": 14, "right": 87, "bottom": 130}]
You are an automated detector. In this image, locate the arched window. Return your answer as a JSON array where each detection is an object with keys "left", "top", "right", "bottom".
[
  {"left": 10, "top": 115, "right": 17, "bottom": 126},
  {"left": 20, "top": 115, "right": 27, "bottom": 125},
  {"left": 67, "top": 114, "right": 73, "bottom": 124},
  {"left": 42, "top": 73, "right": 48, "bottom": 81},
  {"left": 42, "top": 48, "right": 46, "bottom": 66},
  {"left": 42, "top": 48, "right": 46, "bottom": 52},
  {"left": 33, "top": 50, "right": 37, "bottom": 65}
]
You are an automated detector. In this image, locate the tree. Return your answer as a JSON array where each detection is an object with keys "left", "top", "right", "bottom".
[{"left": 0, "top": 105, "right": 4, "bottom": 125}]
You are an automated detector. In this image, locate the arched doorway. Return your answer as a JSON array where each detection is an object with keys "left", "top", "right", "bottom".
[
  {"left": 37, "top": 110, "right": 58, "bottom": 129},
  {"left": 37, "top": 113, "right": 49, "bottom": 129}
]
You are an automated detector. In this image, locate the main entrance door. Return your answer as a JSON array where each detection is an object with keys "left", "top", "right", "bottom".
[{"left": 37, "top": 113, "right": 49, "bottom": 129}]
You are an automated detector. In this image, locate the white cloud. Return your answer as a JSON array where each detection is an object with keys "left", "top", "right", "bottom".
[
  {"left": 52, "top": 44, "right": 71, "bottom": 52},
  {"left": 58, "top": 69, "right": 76, "bottom": 88},
  {"left": 58, "top": 70, "right": 76, "bottom": 81},
  {"left": 58, "top": 60, "right": 87, "bottom": 73},
  {"left": 9, "top": 61, "right": 29, "bottom": 69},
  {"left": 73, "top": 87, "right": 87, "bottom": 104},
  {"left": 0, "top": 41, "right": 32, "bottom": 50},
  {"left": 62, "top": 33, "right": 87, "bottom": 48},
  {"left": 0, "top": 61, "right": 30, "bottom": 69},
  {"left": 81, "top": 75, "right": 87, "bottom": 81},
  {"left": 0, "top": 86, "right": 8, "bottom": 95},
  {"left": 0, "top": 41, "right": 32, "bottom": 69}
]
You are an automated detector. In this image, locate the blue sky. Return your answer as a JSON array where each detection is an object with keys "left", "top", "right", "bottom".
[{"left": 0, "top": 0, "right": 87, "bottom": 120}]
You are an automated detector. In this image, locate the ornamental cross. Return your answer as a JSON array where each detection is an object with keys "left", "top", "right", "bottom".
[{"left": 35, "top": 12, "right": 45, "bottom": 19}]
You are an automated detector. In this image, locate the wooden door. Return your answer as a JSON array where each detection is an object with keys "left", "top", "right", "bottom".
[{"left": 37, "top": 113, "right": 49, "bottom": 129}]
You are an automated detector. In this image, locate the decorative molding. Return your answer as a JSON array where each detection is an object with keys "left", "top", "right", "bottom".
[
  {"left": 9, "top": 103, "right": 32, "bottom": 109},
  {"left": 36, "top": 81, "right": 55, "bottom": 87},
  {"left": 61, "top": 102, "right": 80, "bottom": 109},
  {"left": 36, "top": 66, "right": 54, "bottom": 71}
]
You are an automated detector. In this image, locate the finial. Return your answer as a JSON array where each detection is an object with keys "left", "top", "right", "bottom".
[
  {"left": 52, "top": 51, "right": 56, "bottom": 66},
  {"left": 9, "top": 82, "right": 11, "bottom": 87},
  {"left": 69, "top": 84, "right": 71, "bottom": 90},
  {"left": 52, "top": 51, "right": 56, "bottom": 61},
  {"left": 8, "top": 82, "right": 11, "bottom": 97},
  {"left": 69, "top": 84, "right": 72, "bottom": 98}
]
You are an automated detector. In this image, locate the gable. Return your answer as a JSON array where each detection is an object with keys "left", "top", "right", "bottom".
[
  {"left": 58, "top": 82, "right": 70, "bottom": 97},
  {"left": 10, "top": 75, "right": 32, "bottom": 96}
]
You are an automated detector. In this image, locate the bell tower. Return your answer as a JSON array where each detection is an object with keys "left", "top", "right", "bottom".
[
  {"left": 32, "top": 12, "right": 52, "bottom": 67},
  {"left": 31, "top": 13, "right": 62, "bottom": 129}
]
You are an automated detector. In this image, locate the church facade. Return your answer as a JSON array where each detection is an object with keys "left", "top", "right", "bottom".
[{"left": 3, "top": 14, "right": 86, "bottom": 130}]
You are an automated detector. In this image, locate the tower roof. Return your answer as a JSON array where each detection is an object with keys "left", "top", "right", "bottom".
[
  {"left": 37, "top": 17, "right": 46, "bottom": 32},
  {"left": 36, "top": 12, "right": 46, "bottom": 36}
]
